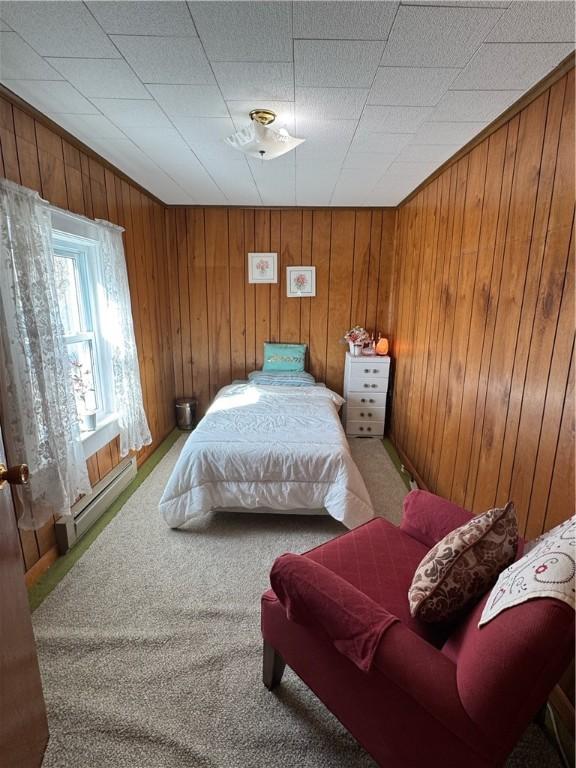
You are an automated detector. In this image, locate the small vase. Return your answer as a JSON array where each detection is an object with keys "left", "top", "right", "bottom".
[{"left": 349, "top": 342, "right": 363, "bottom": 356}]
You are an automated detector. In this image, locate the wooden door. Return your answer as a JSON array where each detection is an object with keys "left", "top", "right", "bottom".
[{"left": 0, "top": 428, "right": 49, "bottom": 767}]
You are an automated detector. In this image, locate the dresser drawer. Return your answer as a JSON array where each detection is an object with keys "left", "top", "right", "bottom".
[
  {"left": 349, "top": 375, "right": 389, "bottom": 392},
  {"left": 349, "top": 359, "right": 390, "bottom": 376},
  {"left": 346, "top": 392, "right": 387, "bottom": 408},
  {"left": 346, "top": 406, "right": 386, "bottom": 423},
  {"left": 346, "top": 420, "right": 385, "bottom": 436}
]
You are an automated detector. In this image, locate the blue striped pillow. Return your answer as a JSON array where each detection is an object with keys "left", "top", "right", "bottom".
[{"left": 248, "top": 370, "right": 315, "bottom": 387}]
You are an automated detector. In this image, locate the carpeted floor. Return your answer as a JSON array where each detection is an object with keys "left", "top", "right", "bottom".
[{"left": 34, "top": 435, "right": 562, "bottom": 768}]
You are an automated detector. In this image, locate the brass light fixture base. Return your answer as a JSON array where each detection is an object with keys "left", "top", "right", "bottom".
[{"left": 249, "top": 109, "right": 276, "bottom": 126}]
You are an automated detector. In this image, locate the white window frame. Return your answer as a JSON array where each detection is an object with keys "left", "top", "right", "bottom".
[{"left": 51, "top": 222, "right": 119, "bottom": 458}]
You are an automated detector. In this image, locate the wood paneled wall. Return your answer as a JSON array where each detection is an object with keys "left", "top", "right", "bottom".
[
  {"left": 166, "top": 207, "right": 397, "bottom": 414},
  {"left": 0, "top": 93, "right": 176, "bottom": 578},
  {"left": 390, "top": 68, "right": 575, "bottom": 537}
]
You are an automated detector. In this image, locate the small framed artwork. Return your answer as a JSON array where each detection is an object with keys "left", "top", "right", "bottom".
[
  {"left": 248, "top": 252, "right": 277, "bottom": 283},
  {"left": 286, "top": 266, "right": 316, "bottom": 297}
]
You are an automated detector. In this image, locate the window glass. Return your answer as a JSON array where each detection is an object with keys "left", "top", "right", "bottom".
[
  {"left": 54, "top": 252, "right": 83, "bottom": 336},
  {"left": 52, "top": 232, "right": 110, "bottom": 433}
]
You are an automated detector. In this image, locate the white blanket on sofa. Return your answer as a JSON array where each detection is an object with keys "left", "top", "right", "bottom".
[{"left": 159, "top": 383, "right": 375, "bottom": 529}]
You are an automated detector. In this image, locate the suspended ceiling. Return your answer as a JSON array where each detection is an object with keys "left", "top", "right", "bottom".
[{"left": 0, "top": 1, "right": 574, "bottom": 206}]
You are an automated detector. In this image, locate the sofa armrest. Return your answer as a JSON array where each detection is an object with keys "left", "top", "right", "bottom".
[
  {"left": 400, "top": 490, "right": 474, "bottom": 548},
  {"left": 270, "top": 553, "right": 398, "bottom": 672}
]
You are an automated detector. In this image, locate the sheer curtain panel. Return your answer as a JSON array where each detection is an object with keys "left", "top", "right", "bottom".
[
  {"left": 95, "top": 220, "right": 151, "bottom": 457},
  {"left": 0, "top": 179, "right": 91, "bottom": 529}
]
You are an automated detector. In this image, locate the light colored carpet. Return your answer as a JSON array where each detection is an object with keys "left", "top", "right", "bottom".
[{"left": 35, "top": 436, "right": 562, "bottom": 768}]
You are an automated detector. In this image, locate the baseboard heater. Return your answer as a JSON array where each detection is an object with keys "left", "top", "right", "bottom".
[{"left": 55, "top": 456, "right": 137, "bottom": 554}]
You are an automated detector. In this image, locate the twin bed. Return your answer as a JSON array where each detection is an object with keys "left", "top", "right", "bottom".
[{"left": 159, "top": 381, "right": 375, "bottom": 530}]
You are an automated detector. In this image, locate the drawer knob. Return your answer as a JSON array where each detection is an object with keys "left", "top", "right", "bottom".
[
  {"left": 368, "top": 412, "right": 372, "bottom": 417},
  {"left": 369, "top": 399, "right": 375, "bottom": 403},
  {"left": 364, "top": 383, "right": 369, "bottom": 388},
  {"left": 361, "top": 398, "right": 366, "bottom": 403},
  {"left": 359, "top": 426, "right": 364, "bottom": 432},
  {"left": 371, "top": 384, "right": 377, "bottom": 388},
  {"left": 367, "top": 427, "right": 372, "bottom": 432},
  {"left": 364, "top": 368, "right": 369, "bottom": 373},
  {"left": 360, "top": 412, "right": 364, "bottom": 417},
  {"left": 372, "top": 369, "right": 378, "bottom": 374}
]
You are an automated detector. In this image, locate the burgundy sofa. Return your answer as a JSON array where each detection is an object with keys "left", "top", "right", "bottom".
[{"left": 260, "top": 490, "right": 574, "bottom": 768}]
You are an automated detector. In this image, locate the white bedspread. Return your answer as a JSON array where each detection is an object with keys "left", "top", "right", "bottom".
[{"left": 159, "top": 383, "right": 375, "bottom": 529}]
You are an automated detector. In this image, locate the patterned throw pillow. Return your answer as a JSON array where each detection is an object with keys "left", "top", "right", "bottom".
[
  {"left": 263, "top": 342, "right": 306, "bottom": 372},
  {"left": 408, "top": 502, "right": 518, "bottom": 623}
]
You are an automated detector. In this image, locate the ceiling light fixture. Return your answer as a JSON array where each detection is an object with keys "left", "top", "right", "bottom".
[{"left": 224, "top": 109, "right": 304, "bottom": 160}]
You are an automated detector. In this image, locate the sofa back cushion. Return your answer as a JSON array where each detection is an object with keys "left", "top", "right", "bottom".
[{"left": 408, "top": 502, "right": 518, "bottom": 622}]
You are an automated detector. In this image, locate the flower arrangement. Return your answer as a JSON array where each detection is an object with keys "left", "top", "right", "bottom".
[
  {"left": 294, "top": 272, "right": 308, "bottom": 291},
  {"left": 342, "top": 325, "right": 369, "bottom": 344}
]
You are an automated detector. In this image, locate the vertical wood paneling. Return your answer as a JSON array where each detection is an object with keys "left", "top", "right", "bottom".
[
  {"left": 0, "top": 93, "right": 176, "bottom": 579},
  {"left": 167, "top": 207, "right": 396, "bottom": 411},
  {"left": 391, "top": 69, "right": 575, "bottom": 537}
]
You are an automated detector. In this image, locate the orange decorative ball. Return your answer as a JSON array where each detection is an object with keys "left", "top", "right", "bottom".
[{"left": 376, "top": 337, "right": 389, "bottom": 356}]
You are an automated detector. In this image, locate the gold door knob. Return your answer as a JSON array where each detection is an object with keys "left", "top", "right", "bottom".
[{"left": 0, "top": 463, "right": 29, "bottom": 489}]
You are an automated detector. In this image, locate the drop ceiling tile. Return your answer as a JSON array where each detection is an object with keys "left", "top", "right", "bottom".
[
  {"left": 87, "top": 2, "right": 198, "bottom": 36},
  {"left": 0, "top": 21, "right": 11, "bottom": 30},
  {"left": 366, "top": 186, "right": 407, "bottom": 206},
  {"left": 91, "top": 99, "right": 174, "bottom": 131},
  {"left": 250, "top": 161, "right": 295, "bottom": 205},
  {"left": 380, "top": 5, "right": 505, "bottom": 67},
  {"left": 202, "top": 159, "right": 261, "bottom": 204},
  {"left": 397, "top": 144, "right": 460, "bottom": 163},
  {"left": 46, "top": 58, "right": 151, "bottom": 98},
  {"left": 51, "top": 113, "right": 127, "bottom": 140},
  {"left": 338, "top": 167, "right": 388, "bottom": 189},
  {"left": 382, "top": 160, "right": 439, "bottom": 183},
  {"left": 296, "top": 165, "right": 341, "bottom": 206},
  {"left": 0, "top": 1, "right": 120, "bottom": 58},
  {"left": 294, "top": 118, "right": 356, "bottom": 162},
  {"left": 487, "top": 1, "right": 575, "bottom": 43},
  {"left": 111, "top": 36, "right": 215, "bottom": 85},
  {"left": 357, "top": 105, "right": 432, "bottom": 134},
  {"left": 170, "top": 115, "right": 236, "bottom": 160},
  {"left": 0, "top": 32, "right": 64, "bottom": 80},
  {"left": 431, "top": 89, "right": 522, "bottom": 123},
  {"left": 368, "top": 67, "right": 460, "bottom": 107},
  {"left": 3, "top": 80, "right": 97, "bottom": 114},
  {"left": 349, "top": 131, "right": 413, "bottom": 154},
  {"left": 295, "top": 87, "right": 368, "bottom": 120},
  {"left": 413, "top": 121, "right": 486, "bottom": 145},
  {"left": 294, "top": 40, "right": 385, "bottom": 88},
  {"left": 89, "top": 137, "right": 196, "bottom": 203},
  {"left": 228, "top": 100, "right": 294, "bottom": 132},
  {"left": 212, "top": 62, "right": 293, "bottom": 101},
  {"left": 343, "top": 153, "right": 397, "bottom": 171},
  {"left": 293, "top": 2, "right": 398, "bottom": 40},
  {"left": 452, "top": 43, "right": 575, "bottom": 91},
  {"left": 147, "top": 84, "right": 228, "bottom": 118},
  {"left": 188, "top": 1, "right": 292, "bottom": 62}
]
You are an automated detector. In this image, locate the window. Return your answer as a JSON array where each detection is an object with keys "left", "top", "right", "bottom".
[{"left": 52, "top": 229, "right": 116, "bottom": 449}]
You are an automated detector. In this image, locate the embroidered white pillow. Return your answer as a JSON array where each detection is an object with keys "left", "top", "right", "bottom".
[{"left": 479, "top": 516, "right": 576, "bottom": 627}]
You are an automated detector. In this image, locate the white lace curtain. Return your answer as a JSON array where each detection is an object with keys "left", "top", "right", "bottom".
[
  {"left": 0, "top": 179, "right": 151, "bottom": 529},
  {"left": 95, "top": 220, "right": 151, "bottom": 457},
  {"left": 0, "top": 179, "right": 91, "bottom": 529}
]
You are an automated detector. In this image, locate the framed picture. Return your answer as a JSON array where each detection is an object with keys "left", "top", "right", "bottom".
[
  {"left": 248, "top": 252, "right": 277, "bottom": 283},
  {"left": 286, "top": 266, "right": 316, "bottom": 297}
]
